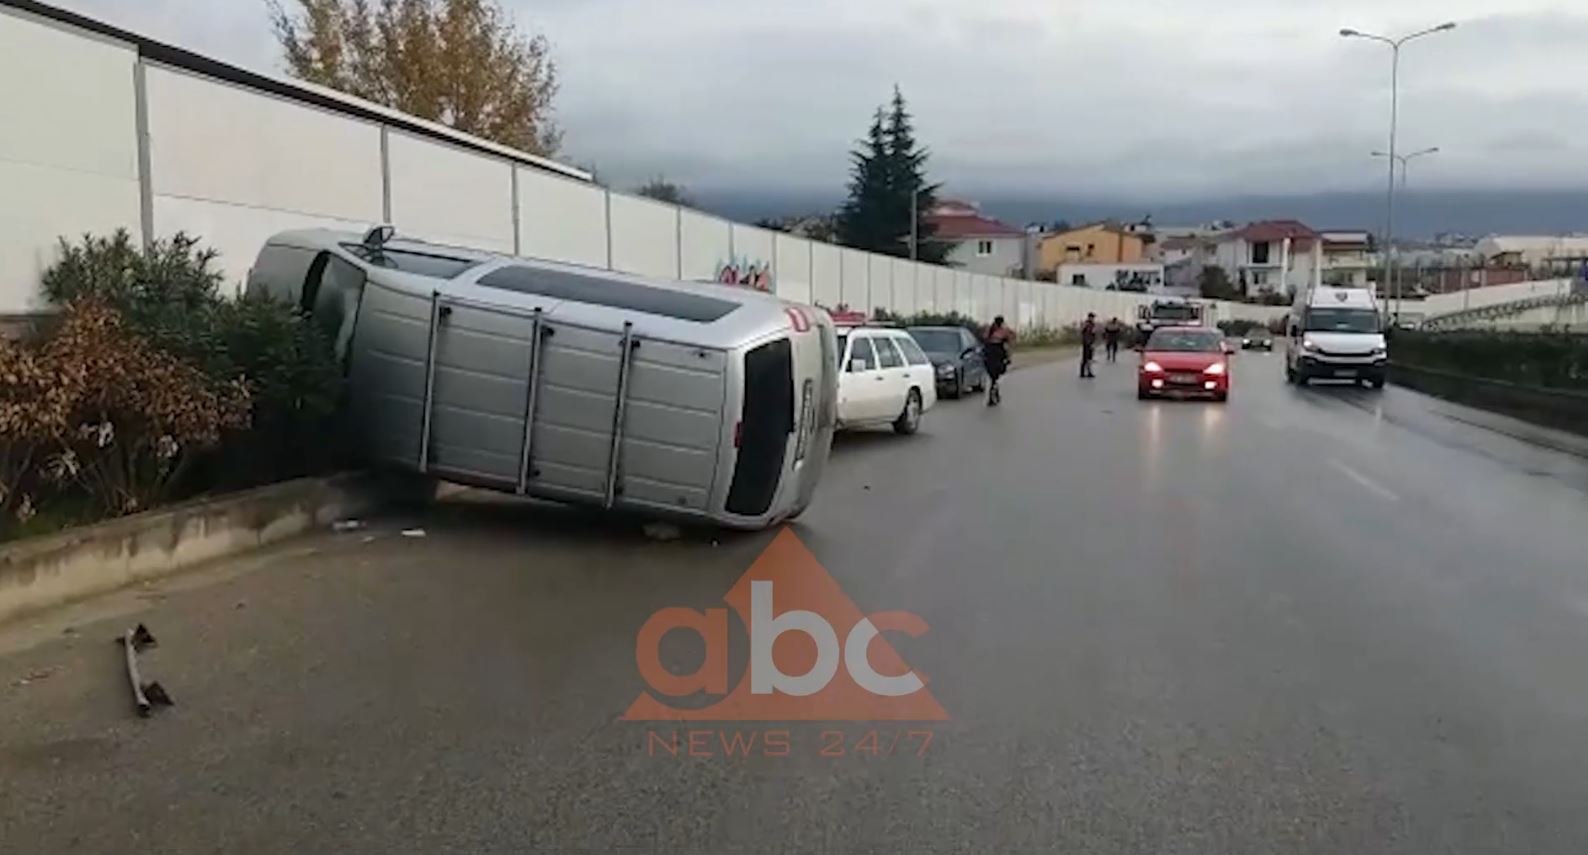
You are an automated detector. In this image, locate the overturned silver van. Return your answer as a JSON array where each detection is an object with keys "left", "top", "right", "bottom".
[{"left": 246, "top": 228, "right": 838, "bottom": 529}]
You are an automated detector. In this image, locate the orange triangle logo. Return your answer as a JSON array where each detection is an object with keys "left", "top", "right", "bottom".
[{"left": 623, "top": 528, "right": 949, "bottom": 721}]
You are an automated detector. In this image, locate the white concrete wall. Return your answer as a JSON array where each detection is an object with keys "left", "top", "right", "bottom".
[
  {"left": 608, "top": 194, "right": 679, "bottom": 278},
  {"left": 517, "top": 169, "right": 607, "bottom": 268},
  {"left": 774, "top": 234, "right": 813, "bottom": 304},
  {"left": 679, "top": 209, "right": 731, "bottom": 282},
  {"left": 866, "top": 255, "right": 892, "bottom": 314},
  {"left": 891, "top": 259, "right": 916, "bottom": 316},
  {"left": 810, "top": 243, "right": 842, "bottom": 309},
  {"left": 840, "top": 248, "right": 869, "bottom": 311},
  {"left": 387, "top": 131, "right": 514, "bottom": 253},
  {"left": 932, "top": 269, "right": 954, "bottom": 315},
  {"left": 729, "top": 224, "right": 774, "bottom": 270},
  {"left": 0, "top": 9, "right": 141, "bottom": 310},
  {"left": 145, "top": 65, "right": 386, "bottom": 289},
  {"left": 1421, "top": 279, "right": 1575, "bottom": 315}
]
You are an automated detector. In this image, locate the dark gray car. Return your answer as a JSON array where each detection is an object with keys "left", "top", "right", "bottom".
[{"left": 907, "top": 326, "right": 986, "bottom": 399}]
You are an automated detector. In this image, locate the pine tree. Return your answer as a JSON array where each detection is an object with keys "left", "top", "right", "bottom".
[
  {"left": 836, "top": 109, "right": 894, "bottom": 253},
  {"left": 883, "top": 86, "right": 946, "bottom": 263},
  {"left": 835, "top": 88, "right": 945, "bottom": 262}
]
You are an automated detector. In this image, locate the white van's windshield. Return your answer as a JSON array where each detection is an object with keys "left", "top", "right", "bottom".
[{"left": 1305, "top": 307, "right": 1379, "bottom": 333}]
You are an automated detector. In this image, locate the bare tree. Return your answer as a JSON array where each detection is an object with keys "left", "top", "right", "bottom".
[{"left": 269, "top": 0, "right": 562, "bottom": 156}]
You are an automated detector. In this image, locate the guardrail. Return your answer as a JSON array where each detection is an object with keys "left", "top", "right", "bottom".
[
  {"left": 1423, "top": 288, "right": 1588, "bottom": 331},
  {"left": 1390, "top": 361, "right": 1588, "bottom": 436}
]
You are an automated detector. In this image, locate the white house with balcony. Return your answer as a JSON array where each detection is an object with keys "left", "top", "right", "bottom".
[
  {"left": 922, "top": 200, "right": 1029, "bottom": 276},
  {"left": 1209, "top": 220, "right": 1321, "bottom": 297}
]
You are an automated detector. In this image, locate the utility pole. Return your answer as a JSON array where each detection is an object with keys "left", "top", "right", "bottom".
[{"left": 909, "top": 187, "right": 919, "bottom": 262}]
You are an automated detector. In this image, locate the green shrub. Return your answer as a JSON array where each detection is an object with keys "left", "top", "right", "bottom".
[
  {"left": 42, "top": 230, "right": 222, "bottom": 322},
  {"left": 1015, "top": 325, "right": 1080, "bottom": 349},
  {"left": 40, "top": 232, "right": 346, "bottom": 494},
  {"left": 204, "top": 296, "right": 346, "bottom": 486}
]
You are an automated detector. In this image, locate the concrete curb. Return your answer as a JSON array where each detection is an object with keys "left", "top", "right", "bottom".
[{"left": 0, "top": 474, "right": 381, "bottom": 626}]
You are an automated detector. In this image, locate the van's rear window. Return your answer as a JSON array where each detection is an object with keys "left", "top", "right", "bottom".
[
  {"left": 340, "top": 244, "right": 478, "bottom": 279},
  {"left": 477, "top": 266, "right": 739, "bottom": 323}
]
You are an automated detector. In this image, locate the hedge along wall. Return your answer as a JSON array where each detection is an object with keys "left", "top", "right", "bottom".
[
  {"left": 0, "top": 2, "right": 1287, "bottom": 329},
  {"left": 1393, "top": 331, "right": 1588, "bottom": 391}
]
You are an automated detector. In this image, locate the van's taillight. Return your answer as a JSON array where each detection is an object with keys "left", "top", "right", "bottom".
[{"left": 734, "top": 421, "right": 742, "bottom": 448}]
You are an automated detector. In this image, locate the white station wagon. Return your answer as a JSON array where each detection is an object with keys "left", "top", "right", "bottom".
[{"left": 833, "top": 325, "right": 937, "bottom": 434}]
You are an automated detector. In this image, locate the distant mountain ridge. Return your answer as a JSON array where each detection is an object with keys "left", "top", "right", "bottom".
[{"left": 691, "top": 187, "right": 1588, "bottom": 240}]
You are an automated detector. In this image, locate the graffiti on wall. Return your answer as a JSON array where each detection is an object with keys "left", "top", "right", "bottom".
[{"left": 718, "top": 255, "right": 773, "bottom": 292}]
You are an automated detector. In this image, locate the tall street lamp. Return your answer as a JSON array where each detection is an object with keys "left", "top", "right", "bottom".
[
  {"left": 1373, "top": 146, "right": 1440, "bottom": 188},
  {"left": 1371, "top": 146, "right": 1439, "bottom": 301},
  {"left": 1341, "top": 22, "right": 1456, "bottom": 321}
]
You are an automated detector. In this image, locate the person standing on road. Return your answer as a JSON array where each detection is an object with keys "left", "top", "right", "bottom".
[
  {"left": 1103, "top": 316, "right": 1125, "bottom": 363},
  {"left": 982, "top": 316, "right": 1014, "bottom": 406},
  {"left": 1079, "top": 313, "right": 1098, "bottom": 378}
]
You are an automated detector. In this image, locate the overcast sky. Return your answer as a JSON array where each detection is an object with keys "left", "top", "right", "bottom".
[{"left": 53, "top": 0, "right": 1588, "bottom": 204}]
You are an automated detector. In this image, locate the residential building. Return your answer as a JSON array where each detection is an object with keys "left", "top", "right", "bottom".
[
  {"left": 1057, "top": 263, "right": 1166, "bottom": 292},
  {"left": 1036, "top": 222, "right": 1147, "bottom": 275},
  {"left": 1474, "top": 235, "right": 1588, "bottom": 272},
  {"left": 923, "top": 200, "right": 1028, "bottom": 276},
  {"left": 1208, "top": 220, "right": 1321, "bottom": 296},
  {"left": 1319, "top": 230, "right": 1373, "bottom": 288}
]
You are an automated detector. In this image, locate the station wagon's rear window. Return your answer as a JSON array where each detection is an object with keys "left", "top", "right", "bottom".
[
  {"left": 340, "top": 244, "right": 479, "bottom": 279},
  {"left": 477, "top": 266, "right": 739, "bottom": 322}
]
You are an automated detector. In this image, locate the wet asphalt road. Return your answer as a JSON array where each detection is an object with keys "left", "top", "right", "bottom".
[{"left": 5, "top": 352, "right": 1588, "bottom": 853}]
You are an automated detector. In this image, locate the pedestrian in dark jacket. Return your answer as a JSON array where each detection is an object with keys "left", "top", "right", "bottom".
[
  {"left": 1079, "top": 313, "right": 1098, "bottom": 378},
  {"left": 1103, "top": 317, "right": 1125, "bottom": 362}
]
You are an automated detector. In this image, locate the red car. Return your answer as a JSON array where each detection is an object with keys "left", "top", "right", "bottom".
[{"left": 1137, "top": 326, "right": 1231, "bottom": 402}]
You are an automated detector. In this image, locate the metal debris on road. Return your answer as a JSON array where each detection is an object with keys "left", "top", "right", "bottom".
[
  {"left": 14, "top": 668, "right": 53, "bottom": 687},
  {"left": 401, "top": 528, "right": 427, "bottom": 538},
  {"left": 117, "top": 623, "right": 174, "bottom": 718},
  {"left": 642, "top": 521, "right": 682, "bottom": 542}
]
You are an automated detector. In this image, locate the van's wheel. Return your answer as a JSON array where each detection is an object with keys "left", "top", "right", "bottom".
[
  {"left": 1369, "top": 375, "right": 1386, "bottom": 390},
  {"left": 893, "top": 390, "right": 923, "bottom": 435}
]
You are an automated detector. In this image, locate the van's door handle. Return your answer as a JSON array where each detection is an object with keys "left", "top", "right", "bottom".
[{"left": 874, "top": 376, "right": 885, "bottom": 382}]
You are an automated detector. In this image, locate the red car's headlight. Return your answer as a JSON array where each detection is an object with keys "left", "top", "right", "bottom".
[
  {"left": 1142, "top": 361, "right": 1164, "bottom": 373},
  {"left": 1204, "top": 363, "right": 1226, "bottom": 375}
]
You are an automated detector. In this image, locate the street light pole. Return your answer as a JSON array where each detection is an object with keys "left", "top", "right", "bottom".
[
  {"left": 1342, "top": 22, "right": 1455, "bottom": 324},
  {"left": 1371, "top": 146, "right": 1439, "bottom": 305}
]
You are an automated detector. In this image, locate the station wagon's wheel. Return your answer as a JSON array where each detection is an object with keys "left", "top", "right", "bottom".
[{"left": 893, "top": 389, "right": 923, "bottom": 435}]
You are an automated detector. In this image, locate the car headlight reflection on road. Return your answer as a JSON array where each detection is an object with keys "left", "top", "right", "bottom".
[
  {"left": 1143, "top": 361, "right": 1164, "bottom": 373},
  {"left": 1204, "top": 363, "right": 1226, "bottom": 375}
]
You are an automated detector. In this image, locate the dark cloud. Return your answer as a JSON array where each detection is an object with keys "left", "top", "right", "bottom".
[{"left": 51, "top": 0, "right": 1588, "bottom": 201}]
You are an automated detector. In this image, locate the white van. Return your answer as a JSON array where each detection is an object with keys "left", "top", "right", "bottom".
[
  {"left": 1284, "top": 286, "right": 1388, "bottom": 388},
  {"left": 833, "top": 325, "right": 937, "bottom": 434}
]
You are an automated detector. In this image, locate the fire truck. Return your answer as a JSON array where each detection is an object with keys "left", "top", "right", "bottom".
[{"left": 1135, "top": 297, "right": 1211, "bottom": 338}]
